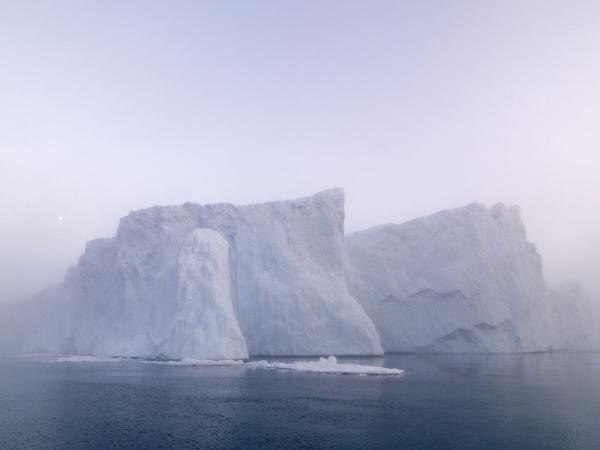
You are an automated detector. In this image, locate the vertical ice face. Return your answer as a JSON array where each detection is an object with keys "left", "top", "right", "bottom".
[
  {"left": 229, "top": 189, "right": 382, "bottom": 356},
  {"left": 345, "top": 203, "right": 552, "bottom": 353},
  {"left": 169, "top": 228, "right": 248, "bottom": 360}
]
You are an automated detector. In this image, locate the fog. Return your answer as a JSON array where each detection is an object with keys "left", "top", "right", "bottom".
[{"left": 1, "top": 1, "right": 599, "bottom": 303}]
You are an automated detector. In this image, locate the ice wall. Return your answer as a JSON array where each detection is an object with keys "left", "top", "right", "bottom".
[{"left": 345, "top": 203, "right": 552, "bottom": 352}]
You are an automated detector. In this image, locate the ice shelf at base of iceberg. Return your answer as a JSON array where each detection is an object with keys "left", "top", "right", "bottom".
[
  {"left": 48, "top": 355, "right": 126, "bottom": 363},
  {"left": 34, "top": 354, "right": 405, "bottom": 375},
  {"left": 247, "top": 356, "right": 405, "bottom": 375},
  {"left": 46, "top": 355, "right": 242, "bottom": 365},
  {"left": 143, "top": 357, "right": 243, "bottom": 366}
]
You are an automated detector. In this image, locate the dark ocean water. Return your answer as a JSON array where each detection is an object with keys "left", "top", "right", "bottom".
[{"left": 1, "top": 352, "right": 599, "bottom": 449}]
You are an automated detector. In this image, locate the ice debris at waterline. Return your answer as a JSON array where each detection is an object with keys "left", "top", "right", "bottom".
[
  {"left": 48, "top": 355, "right": 242, "bottom": 366},
  {"left": 247, "top": 356, "right": 405, "bottom": 376},
  {"left": 1, "top": 189, "right": 598, "bottom": 359},
  {"left": 142, "top": 358, "right": 243, "bottom": 366},
  {"left": 39, "top": 354, "right": 405, "bottom": 376},
  {"left": 48, "top": 355, "right": 126, "bottom": 363}
]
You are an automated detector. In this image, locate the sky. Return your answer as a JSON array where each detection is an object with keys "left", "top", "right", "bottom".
[{"left": 1, "top": 0, "right": 599, "bottom": 302}]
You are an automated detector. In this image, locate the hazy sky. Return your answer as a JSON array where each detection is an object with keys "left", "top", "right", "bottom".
[{"left": 1, "top": 0, "right": 599, "bottom": 302}]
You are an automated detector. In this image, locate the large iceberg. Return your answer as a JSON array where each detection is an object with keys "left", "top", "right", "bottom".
[
  {"left": 345, "top": 203, "right": 553, "bottom": 353},
  {"left": 2, "top": 190, "right": 597, "bottom": 358},
  {"left": 3, "top": 189, "right": 382, "bottom": 358}
]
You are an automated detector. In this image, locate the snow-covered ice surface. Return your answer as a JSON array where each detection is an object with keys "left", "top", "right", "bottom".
[
  {"left": 247, "top": 356, "right": 405, "bottom": 375},
  {"left": 4, "top": 189, "right": 381, "bottom": 359}
]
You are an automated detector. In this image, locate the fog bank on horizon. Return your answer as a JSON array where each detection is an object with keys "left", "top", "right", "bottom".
[{"left": 1, "top": 1, "right": 599, "bottom": 303}]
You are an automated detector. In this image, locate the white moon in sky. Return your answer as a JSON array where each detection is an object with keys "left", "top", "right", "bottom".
[{"left": 58, "top": 216, "right": 64, "bottom": 222}]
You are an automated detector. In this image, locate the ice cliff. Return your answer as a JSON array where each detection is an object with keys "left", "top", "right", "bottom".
[
  {"left": 170, "top": 229, "right": 247, "bottom": 359},
  {"left": 346, "top": 203, "right": 553, "bottom": 353},
  {"left": 4, "top": 189, "right": 382, "bottom": 358}
]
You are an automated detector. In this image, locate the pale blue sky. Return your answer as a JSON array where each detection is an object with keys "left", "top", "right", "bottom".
[{"left": 1, "top": 0, "right": 599, "bottom": 301}]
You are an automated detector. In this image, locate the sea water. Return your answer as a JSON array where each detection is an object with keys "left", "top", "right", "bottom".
[{"left": 1, "top": 352, "right": 599, "bottom": 449}]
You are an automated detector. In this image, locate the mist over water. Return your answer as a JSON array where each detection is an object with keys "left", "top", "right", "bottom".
[{"left": 1, "top": 1, "right": 599, "bottom": 303}]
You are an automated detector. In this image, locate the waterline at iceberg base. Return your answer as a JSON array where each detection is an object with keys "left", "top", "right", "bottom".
[{"left": 37, "top": 354, "right": 405, "bottom": 376}]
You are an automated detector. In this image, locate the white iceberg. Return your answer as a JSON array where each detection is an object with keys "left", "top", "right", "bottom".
[
  {"left": 5, "top": 189, "right": 382, "bottom": 359},
  {"left": 4, "top": 190, "right": 597, "bottom": 359},
  {"left": 345, "top": 203, "right": 551, "bottom": 353}
]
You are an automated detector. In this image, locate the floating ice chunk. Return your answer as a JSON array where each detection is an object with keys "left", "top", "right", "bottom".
[
  {"left": 247, "top": 355, "right": 404, "bottom": 375},
  {"left": 143, "top": 357, "right": 243, "bottom": 366}
]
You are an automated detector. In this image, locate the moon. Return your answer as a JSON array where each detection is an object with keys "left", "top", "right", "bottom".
[{"left": 58, "top": 216, "right": 64, "bottom": 222}]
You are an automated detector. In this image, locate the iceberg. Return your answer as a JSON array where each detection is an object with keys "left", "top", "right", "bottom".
[
  {"left": 3, "top": 189, "right": 596, "bottom": 359},
  {"left": 6, "top": 189, "right": 382, "bottom": 359},
  {"left": 345, "top": 203, "right": 552, "bottom": 353}
]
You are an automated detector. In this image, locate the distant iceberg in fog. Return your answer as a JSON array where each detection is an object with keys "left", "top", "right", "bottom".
[{"left": 0, "top": 189, "right": 597, "bottom": 359}]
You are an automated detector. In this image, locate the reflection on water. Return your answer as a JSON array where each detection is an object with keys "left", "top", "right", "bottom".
[{"left": 1, "top": 352, "right": 599, "bottom": 449}]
